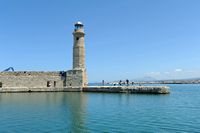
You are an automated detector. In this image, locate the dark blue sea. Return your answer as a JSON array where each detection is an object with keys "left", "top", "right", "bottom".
[{"left": 0, "top": 84, "right": 200, "bottom": 132}]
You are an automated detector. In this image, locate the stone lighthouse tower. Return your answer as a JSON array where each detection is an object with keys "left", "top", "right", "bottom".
[
  {"left": 73, "top": 21, "right": 86, "bottom": 69},
  {"left": 66, "top": 21, "right": 88, "bottom": 87}
]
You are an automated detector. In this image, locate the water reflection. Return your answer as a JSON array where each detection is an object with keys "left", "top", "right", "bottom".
[
  {"left": 0, "top": 92, "right": 88, "bottom": 132},
  {"left": 0, "top": 85, "right": 200, "bottom": 132},
  {"left": 61, "top": 92, "right": 88, "bottom": 132}
]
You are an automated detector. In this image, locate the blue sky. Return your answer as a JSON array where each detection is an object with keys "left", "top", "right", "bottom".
[{"left": 0, "top": 0, "right": 200, "bottom": 82}]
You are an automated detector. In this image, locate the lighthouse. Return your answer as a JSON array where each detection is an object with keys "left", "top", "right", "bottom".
[
  {"left": 68, "top": 21, "right": 88, "bottom": 87},
  {"left": 73, "top": 21, "right": 86, "bottom": 69}
]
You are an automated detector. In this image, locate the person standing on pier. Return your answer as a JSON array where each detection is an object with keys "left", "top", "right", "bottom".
[
  {"left": 119, "top": 80, "right": 122, "bottom": 86},
  {"left": 126, "top": 79, "right": 129, "bottom": 86},
  {"left": 102, "top": 80, "right": 105, "bottom": 86}
]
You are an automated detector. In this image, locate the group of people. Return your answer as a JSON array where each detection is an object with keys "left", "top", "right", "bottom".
[
  {"left": 102, "top": 79, "right": 134, "bottom": 86},
  {"left": 119, "top": 79, "right": 134, "bottom": 86}
]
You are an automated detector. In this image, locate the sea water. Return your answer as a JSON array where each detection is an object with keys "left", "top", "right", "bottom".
[{"left": 0, "top": 84, "right": 200, "bottom": 132}]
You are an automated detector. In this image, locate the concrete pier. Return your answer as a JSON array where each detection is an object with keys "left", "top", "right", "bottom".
[
  {"left": 0, "top": 86, "right": 170, "bottom": 94},
  {"left": 83, "top": 86, "right": 170, "bottom": 94},
  {"left": 0, "top": 87, "right": 81, "bottom": 93}
]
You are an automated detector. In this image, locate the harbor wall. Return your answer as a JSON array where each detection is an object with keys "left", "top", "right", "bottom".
[
  {"left": 0, "top": 70, "right": 85, "bottom": 89},
  {"left": 0, "top": 72, "right": 65, "bottom": 88},
  {"left": 0, "top": 72, "right": 170, "bottom": 94}
]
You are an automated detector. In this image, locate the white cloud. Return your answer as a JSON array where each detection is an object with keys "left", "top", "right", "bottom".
[
  {"left": 144, "top": 69, "right": 200, "bottom": 80},
  {"left": 164, "top": 72, "right": 170, "bottom": 74},
  {"left": 175, "top": 69, "right": 183, "bottom": 72}
]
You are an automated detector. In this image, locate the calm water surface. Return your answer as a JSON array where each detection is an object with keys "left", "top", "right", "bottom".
[{"left": 0, "top": 84, "right": 200, "bottom": 132}]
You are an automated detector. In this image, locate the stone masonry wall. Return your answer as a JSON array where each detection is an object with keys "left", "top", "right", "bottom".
[
  {"left": 66, "top": 69, "right": 84, "bottom": 87},
  {"left": 0, "top": 71, "right": 66, "bottom": 88}
]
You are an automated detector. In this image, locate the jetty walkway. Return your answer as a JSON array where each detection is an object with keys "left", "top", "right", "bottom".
[
  {"left": 0, "top": 86, "right": 170, "bottom": 94},
  {"left": 83, "top": 86, "right": 170, "bottom": 94}
]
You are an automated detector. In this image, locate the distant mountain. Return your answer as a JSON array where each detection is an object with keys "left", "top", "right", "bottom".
[
  {"left": 159, "top": 77, "right": 200, "bottom": 81},
  {"left": 89, "top": 77, "right": 200, "bottom": 84},
  {"left": 183, "top": 77, "right": 200, "bottom": 80}
]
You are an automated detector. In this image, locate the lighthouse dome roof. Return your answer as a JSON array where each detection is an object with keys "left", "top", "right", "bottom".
[{"left": 75, "top": 21, "right": 83, "bottom": 26}]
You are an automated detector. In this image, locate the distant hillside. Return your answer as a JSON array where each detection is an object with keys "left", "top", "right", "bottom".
[{"left": 89, "top": 77, "right": 200, "bottom": 84}]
